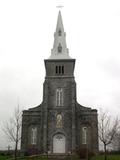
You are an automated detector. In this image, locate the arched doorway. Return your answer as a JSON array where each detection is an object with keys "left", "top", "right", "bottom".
[{"left": 53, "top": 133, "right": 66, "bottom": 153}]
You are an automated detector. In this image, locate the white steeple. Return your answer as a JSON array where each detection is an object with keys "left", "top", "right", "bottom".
[{"left": 49, "top": 11, "right": 71, "bottom": 59}]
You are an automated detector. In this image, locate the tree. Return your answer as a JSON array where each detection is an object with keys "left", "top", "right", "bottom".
[
  {"left": 98, "top": 111, "right": 120, "bottom": 160},
  {"left": 111, "top": 132, "right": 120, "bottom": 151},
  {"left": 3, "top": 106, "right": 22, "bottom": 160}
]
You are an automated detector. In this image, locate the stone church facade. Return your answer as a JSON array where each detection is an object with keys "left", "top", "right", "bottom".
[{"left": 21, "top": 11, "right": 98, "bottom": 155}]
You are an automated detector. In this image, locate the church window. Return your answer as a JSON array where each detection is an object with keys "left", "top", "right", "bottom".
[
  {"left": 31, "top": 127, "right": 37, "bottom": 145},
  {"left": 82, "top": 127, "right": 87, "bottom": 144},
  {"left": 58, "top": 43, "right": 62, "bottom": 53},
  {"left": 58, "top": 29, "right": 62, "bottom": 36},
  {"left": 56, "top": 89, "right": 63, "bottom": 106}
]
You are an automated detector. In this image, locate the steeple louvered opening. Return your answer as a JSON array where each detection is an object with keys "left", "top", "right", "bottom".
[
  {"left": 58, "top": 43, "right": 62, "bottom": 53},
  {"left": 58, "top": 29, "right": 62, "bottom": 36},
  {"left": 55, "top": 65, "right": 64, "bottom": 75}
]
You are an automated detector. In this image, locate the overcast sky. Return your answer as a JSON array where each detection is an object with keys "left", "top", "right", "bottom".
[{"left": 0, "top": 0, "right": 120, "bottom": 149}]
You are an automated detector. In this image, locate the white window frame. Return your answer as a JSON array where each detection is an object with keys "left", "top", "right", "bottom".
[
  {"left": 31, "top": 127, "right": 37, "bottom": 145},
  {"left": 56, "top": 88, "right": 63, "bottom": 106},
  {"left": 82, "top": 127, "right": 87, "bottom": 144}
]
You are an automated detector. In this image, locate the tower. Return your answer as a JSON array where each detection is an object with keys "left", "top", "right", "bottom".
[
  {"left": 21, "top": 11, "right": 98, "bottom": 155},
  {"left": 43, "top": 11, "right": 76, "bottom": 153}
]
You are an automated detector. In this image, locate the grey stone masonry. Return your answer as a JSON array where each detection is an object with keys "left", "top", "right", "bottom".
[{"left": 21, "top": 11, "right": 98, "bottom": 155}]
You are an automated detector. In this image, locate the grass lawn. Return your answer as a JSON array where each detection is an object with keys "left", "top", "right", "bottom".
[
  {"left": 0, "top": 155, "right": 79, "bottom": 160},
  {"left": 0, "top": 155, "right": 47, "bottom": 160},
  {"left": 0, "top": 155, "right": 9, "bottom": 160},
  {"left": 18, "top": 155, "right": 78, "bottom": 160},
  {"left": 91, "top": 154, "right": 120, "bottom": 160},
  {"left": 0, "top": 154, "right": 120, "bottom": 160},
  {"left": 20, "top": 156, "right": 48, "bottom": 160}
]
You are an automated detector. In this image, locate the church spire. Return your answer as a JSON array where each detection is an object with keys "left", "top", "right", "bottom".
[{"left": 49, "top": 11, "right": 71, "bottom": 59}]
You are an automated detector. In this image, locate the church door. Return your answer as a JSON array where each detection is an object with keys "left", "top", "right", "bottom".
[{"left": 53, "top": 134, "right": 65, "bottom": 153}]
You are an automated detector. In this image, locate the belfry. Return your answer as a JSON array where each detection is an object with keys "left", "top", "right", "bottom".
[{"left": 21, "top": 11, "right": 98, "bottom": 155}]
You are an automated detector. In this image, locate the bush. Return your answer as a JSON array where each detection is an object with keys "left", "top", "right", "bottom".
[
  {"left": 25, "top": 147, "right": 41, "bottom": 156},
  {"left": 0, "top": 152, "right": 5, "bottom": 156},
  {"left": 76, "top": 147, "right": 95, "bottom": 160}
]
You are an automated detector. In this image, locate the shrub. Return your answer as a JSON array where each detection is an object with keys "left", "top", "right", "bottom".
[
  {"left": 76, "top": 147, "right": 95, "bottom": 160},
  {"left": 25, "top": 147, "right": 41, "bottom": 156},
  {"left": 0, "top": 152, "right": 5, "bottom": 156}
]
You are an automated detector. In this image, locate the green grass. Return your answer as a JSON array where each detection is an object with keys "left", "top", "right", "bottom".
[
  {"left": 0, "top": 155, "right": 48, "bottom": 160},
  {"left": 0, "top": 155, "right": 79, "bottom": 160},
  {"left": 0, "top": 155, "right": 9, "bottom": 160},
  {"left": 21, "top": 155, "right": 48, "bottom": 160},
  {"left": 17, "top": 156, "right": 79, "bottom": 160},
  {"left": 0, "top": 154, "right": 120, "bottom": 160},
  {"left": 91, "top": 154, "right": 120, "bottom": 160}
]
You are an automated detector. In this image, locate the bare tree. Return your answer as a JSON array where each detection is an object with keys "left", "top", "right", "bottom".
[
  {"left": 98, "top": 111, "right": 119, "bottom": 160},
  {"left": 3, "top": 106, "right": 22, "bottom": 160},
  {"left": 111, "top": 132, "right": 120, "bottom": 151}
]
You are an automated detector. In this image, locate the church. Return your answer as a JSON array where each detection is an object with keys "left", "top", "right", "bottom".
[{"left": 21, "top": 11, "right": 98, "bottom": 155}]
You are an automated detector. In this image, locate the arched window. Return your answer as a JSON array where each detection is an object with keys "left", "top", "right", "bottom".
[
  {"left": 31, "top": 127, "right": 37, "bottom": 145},
  {"left": 56, "top": 89, "right": 63, "bottom": 106},
  {"left": 82, "top": 127, "right": 87, "bottom": 144}
]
